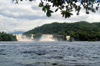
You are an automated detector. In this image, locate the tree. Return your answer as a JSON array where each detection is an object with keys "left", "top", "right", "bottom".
[
  {"left": 0, "top": 32, "right": 17, "bottom": 41},
  {"left": 13, "top": 0, "right": 100, "bottom": 18},
  {"left": 34, "top": 32, "right": 42, "bottom": 41}
]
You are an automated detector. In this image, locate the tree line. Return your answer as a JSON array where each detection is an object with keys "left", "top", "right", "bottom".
[
  {"left": 24, "top": 21, "right": 100, "bottom": 41},
  {"left": 0, "top": 32, "right": 17, "bottom": 41}
]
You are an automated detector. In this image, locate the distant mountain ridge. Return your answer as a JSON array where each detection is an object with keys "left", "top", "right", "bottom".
[
  {"left": 24, "top": 21, "right": 100, "bottom": 41},
  {"left": 9, "top": 31, "right": 24, "bottom": 34}
]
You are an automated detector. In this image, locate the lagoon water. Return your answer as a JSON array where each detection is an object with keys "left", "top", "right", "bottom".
[{"left": 0, "top": 41, "right": 100, "bottom": 66}]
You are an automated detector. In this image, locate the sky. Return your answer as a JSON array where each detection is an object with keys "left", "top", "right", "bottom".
[{"left": 0, "top": 0, "right": 100, "bottom": 34}]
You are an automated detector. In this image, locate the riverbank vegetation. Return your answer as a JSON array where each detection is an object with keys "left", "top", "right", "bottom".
[
  {"left": 0, "top": 32, "right": 17, "bottom": 41},
  {"left": 24, "top": 21, "right": 100, "bottom": 41}
]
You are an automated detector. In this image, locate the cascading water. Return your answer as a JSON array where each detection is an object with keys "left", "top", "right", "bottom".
[
  {"left": 14, "top": 34, "right": 57, "bottom": 41},
  {"left": 39, "top": 34, "right": 57, "bottom": 41},
  {"left": 16, "top": 34, "right": 33, "bottom": 41}
]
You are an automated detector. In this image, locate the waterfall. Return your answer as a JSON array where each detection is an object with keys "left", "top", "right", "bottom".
[
  {"left": 15, "top": 34, "right": 33, "bottom": 41},
  {"left": 13, "top": 34, "right": 58, "bottom": 41}
]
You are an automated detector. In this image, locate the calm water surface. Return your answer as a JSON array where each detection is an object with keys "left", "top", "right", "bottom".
[{"left": 0, "top": 41, "right": 100, "bottom": 66}]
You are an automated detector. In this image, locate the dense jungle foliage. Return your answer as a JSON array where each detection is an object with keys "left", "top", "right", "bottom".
[
  {"left": 0, "top": 32, "right": 17, "bottom": 41},
  {"left": 24, "top": 21, "right": 100, "bottom": 41}
]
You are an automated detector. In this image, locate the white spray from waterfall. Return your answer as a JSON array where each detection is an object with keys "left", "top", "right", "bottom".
[{"left": 39, "top": 34, "right": 57, "bottom": 42}]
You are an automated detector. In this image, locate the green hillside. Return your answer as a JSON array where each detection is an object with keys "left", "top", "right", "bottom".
[{"left": 24, "top": 21, "right": 100, "bottom": 41}]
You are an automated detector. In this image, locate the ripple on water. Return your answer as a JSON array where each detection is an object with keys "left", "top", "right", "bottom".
[{"left": 0, "top": 41, "right": 100, "bottom": 66}]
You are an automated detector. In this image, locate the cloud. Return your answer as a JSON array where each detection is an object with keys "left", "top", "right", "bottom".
[{"left": 0, "top": 0, "right": 100, "bottom": 33}]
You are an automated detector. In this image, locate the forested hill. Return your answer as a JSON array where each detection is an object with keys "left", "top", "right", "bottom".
[{"left": 24, "top": 21, "right": 100, "bottom": 41}]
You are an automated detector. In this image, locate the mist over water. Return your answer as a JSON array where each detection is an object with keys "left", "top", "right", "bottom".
[
  {"left": 39, "top": 34, "right": 57, "bottom": 42},
  {"left": 19, "top": 38, "right": 33, "bottom": 41}
]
